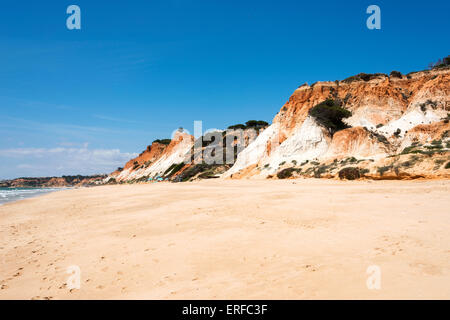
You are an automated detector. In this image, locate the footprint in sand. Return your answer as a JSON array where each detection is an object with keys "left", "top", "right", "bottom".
[
  {"left": 410, "top": 262, "right": 442, "bottom": 276},
  {"left": 303, "top": 264, "right": 318, "bottom": 272}
]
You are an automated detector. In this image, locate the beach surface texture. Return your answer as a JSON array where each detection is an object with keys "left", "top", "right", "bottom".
[{"left": 0, "top": 179, "right": 449, "bottom": 299}]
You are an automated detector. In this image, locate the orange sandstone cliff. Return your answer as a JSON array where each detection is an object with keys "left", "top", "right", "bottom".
[
  {"left": 108, "top": 65, "right": 450, "bottom": 182},
  {"left": 224, "top": 67, "right": 449, "bottom": 180}
]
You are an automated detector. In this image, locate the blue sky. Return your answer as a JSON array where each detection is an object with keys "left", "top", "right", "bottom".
[{"left": 0, "top": 0, "right": 449, "bottom": 179}]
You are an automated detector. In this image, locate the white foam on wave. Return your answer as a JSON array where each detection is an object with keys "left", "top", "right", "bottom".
[{"left": 0, "top": 188, "right": 64, "bottom": 205}]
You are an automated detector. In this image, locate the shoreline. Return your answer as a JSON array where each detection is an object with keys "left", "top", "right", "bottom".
[{"left": 1, "top": 179, "right": 449, "bottom": 299}]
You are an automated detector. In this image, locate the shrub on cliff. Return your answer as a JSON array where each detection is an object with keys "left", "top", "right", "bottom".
[
  {"left": 227, "top": 121, "right": 268, "bottom": 131},
  {"left": 164, "top": 162, "right": 185, "bottom": 178},
  {"left": 428, "top": 55, "right": 450, "bottom": 69},
  {"left": 227, "top": 124, "right": 246, "bottom": 130},
  {"left": 338, "top": 167, "right": 361, "bottom": 180},
  {"left": 245, "top": 120, "right": 269, "bottom": 128},
  {"left": 277, "top": 167, "right": 301, "bottom": 179},
  {"left": 342, "top": 73, "right": 387, "bottom": 83},
  {"left": 390, "top": 70, "right": 402, "bottom": 78},
  {"left": 377, "top": 165, "right": 393, "bottom": 176},
  {"left": 308, "top": 99, "right": 352, "bottom": 134},
  {"left": 153, "top": 139, "right": 171, "bottom": 145},
  {"left": 178, "top": 163, "right": 215, "bottom": 181}
]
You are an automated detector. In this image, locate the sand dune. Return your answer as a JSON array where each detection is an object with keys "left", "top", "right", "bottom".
[{"left": 0, "top": 179, "right": 449, "bottom": 299}]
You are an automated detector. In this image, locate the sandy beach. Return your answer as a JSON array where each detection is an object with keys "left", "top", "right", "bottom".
[{"left": 0, "top": 179, "right": 449, "bottom": 300}]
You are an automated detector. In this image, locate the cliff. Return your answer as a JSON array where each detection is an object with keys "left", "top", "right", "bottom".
[
  {"left": 106, "top": 124, "right": 269, "bottom": 183},
  {"left": 224, "top": 67, "right": 450, "bottom": 180},
  {"left": 107, "top": 130, "right": 194, "bottom": 183},
  {"left": 108, "top": 65, "right": 450, "bottom": 182}
]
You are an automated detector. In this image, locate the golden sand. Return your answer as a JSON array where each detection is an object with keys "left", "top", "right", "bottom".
[{"left": 0, "top": 179, "right": 449, "bottom": 299}]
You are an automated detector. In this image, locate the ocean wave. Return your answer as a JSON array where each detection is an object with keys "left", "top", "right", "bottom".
[{"left": 0, "top": 187, "right": 65, "bottom": 205}]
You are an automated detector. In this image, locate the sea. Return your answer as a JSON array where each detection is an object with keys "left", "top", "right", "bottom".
[{"left": 0, "top": 187, "right": 63, "bottom": 205}]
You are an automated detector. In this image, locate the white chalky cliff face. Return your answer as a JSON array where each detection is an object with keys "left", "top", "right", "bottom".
[{"left": 108, "top": 131, "right": 194, "bottom": 182}]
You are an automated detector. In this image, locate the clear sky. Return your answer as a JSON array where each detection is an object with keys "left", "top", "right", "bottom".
[{"left": 0, "top": 0, "right": 449, "bottom": 179}]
